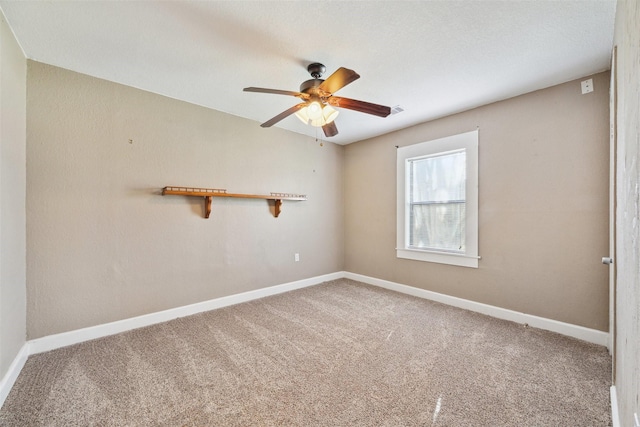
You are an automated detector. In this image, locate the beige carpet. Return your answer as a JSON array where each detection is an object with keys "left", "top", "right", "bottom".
[{"left": 0, "top": 279, "right": 611, "bottom": 426}]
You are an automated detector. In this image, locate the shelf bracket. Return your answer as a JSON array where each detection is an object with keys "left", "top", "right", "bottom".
[
  {"left": 274, "top": 199, "right": 282, "bottom": 218},
  {"left": 204, "top": 196, "right": 212, "bottom": 218}
]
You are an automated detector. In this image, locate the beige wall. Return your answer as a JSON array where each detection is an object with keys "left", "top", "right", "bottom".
[
  {"left": 26, "top": 61, "right": 344, "bottom": 339},
  {"left": 613, "top": 1, "right": 640, "bottom": 424},
  {"left": 24, "top": 62, "right": 613, "bottom": 340},
  {"left": 345, "top": 72, "right": 610, "bottom": 331},
  {"left": 0, "top": 12, "right": 27, "bottom": 378}
]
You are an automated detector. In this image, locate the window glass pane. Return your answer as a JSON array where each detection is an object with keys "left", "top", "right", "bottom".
[
  {"left": 409, "top": 203, "right": 466, "bottom": 251},
  {"left": 408, "top": 150, "right": 466, "bottom": 252},
  {"left": 410, "top": 150, "right": 466, "bottom": 203}
]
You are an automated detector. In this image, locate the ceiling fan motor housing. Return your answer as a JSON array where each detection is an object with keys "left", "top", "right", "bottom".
[
  {"left": 301, "top": 63, "right": 328, "bottom": 97},
  {"left": 299, "top": 79, "right": 325, "bottom": 97}
]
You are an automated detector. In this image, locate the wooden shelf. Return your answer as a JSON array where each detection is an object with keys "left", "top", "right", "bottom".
[{"left": 162, "top": 186, "right": 307, "bottom": 218}]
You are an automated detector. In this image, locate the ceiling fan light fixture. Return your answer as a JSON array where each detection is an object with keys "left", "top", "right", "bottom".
[
  {"left": 306, "top": 101, "right": 323, "bottom": 120},
  {"left": 309, "top": 117, "right": 325, "bottom": 127},
  {"left": 296, "top": 101, "right": 337, "bottom": 127},
  {"left": 322, "top": 105, "right": 339, "bottom": 124},
  {"left": 295, "top": 107, "right": 310, "bottom": 124}
]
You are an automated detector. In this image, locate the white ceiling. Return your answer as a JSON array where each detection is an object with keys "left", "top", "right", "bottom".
[{"left": 1, "top": 1, "right": 616, "bottom": 145}]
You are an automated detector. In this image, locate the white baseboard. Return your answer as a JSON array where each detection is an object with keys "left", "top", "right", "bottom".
[
  {"left": 28, "top": 272, "right": 343, "bottom": 355},
  {"left": 0, "top": 343, "right": 29, "bottom": 408},
  {"left": 344, "top": 272, "right": 609, "bottom": 346},
  {"left": 5, "top": 270, "right": 609, "bottom": 410},
  {"left": 610, "top": 386, "right": 621, "bottom": 427},
  {"left": 27, "top": 270, "right": 610, "bottom": 354}
]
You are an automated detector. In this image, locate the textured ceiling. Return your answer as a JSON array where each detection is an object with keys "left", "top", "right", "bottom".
[{"left": 1, "top": 1, "right": 616, "bottom": 144}]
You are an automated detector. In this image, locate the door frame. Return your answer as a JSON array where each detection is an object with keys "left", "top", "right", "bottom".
[{"left": 608, "top": 45, "right": 617, "bottom": 382}]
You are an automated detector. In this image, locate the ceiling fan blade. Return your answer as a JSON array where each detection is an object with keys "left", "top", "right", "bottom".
[
  {"left": 327, "top": 96, "right": 391, "bottom": 118},
  {"left": 244, "top": 87, "right": 309, "bottom": 99},
  {"left": 322, "top": 121, "right": 339, "bottom": 137},
  {"left": 260, "top": 103, "right": 307, "bottom": 127},
  {"left": 318, "top": 67, "right": 360, "bottom": 95}
]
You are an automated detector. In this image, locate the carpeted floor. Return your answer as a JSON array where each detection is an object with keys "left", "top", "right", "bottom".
[{"left": 0, "top": 279, "right": 612, "bottom": 426}]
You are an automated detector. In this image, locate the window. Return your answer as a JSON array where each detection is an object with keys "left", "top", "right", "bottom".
[{"left": 397, "top": 130, "right": 478, "bottom": 268}]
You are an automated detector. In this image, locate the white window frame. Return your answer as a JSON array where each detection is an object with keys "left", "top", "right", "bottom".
[{"left": 396, "top": 130, "right": 479, "bottom": 268}]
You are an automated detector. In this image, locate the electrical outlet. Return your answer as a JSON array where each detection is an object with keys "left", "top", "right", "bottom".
[
  {"left": 581, "top": 78, "right": 593, "bottom": 94},
  {"left": 294, "top": 253, "right": 300, "bottom": 262}
]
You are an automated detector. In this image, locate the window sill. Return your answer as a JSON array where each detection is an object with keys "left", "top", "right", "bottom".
[{"left": 396, "top": 248, "right": 479, "bottom": 268}]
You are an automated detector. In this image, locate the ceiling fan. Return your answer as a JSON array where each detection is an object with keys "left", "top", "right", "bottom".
[{"left": 243, "top": 63, "right": 391, "bottom": 138}]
